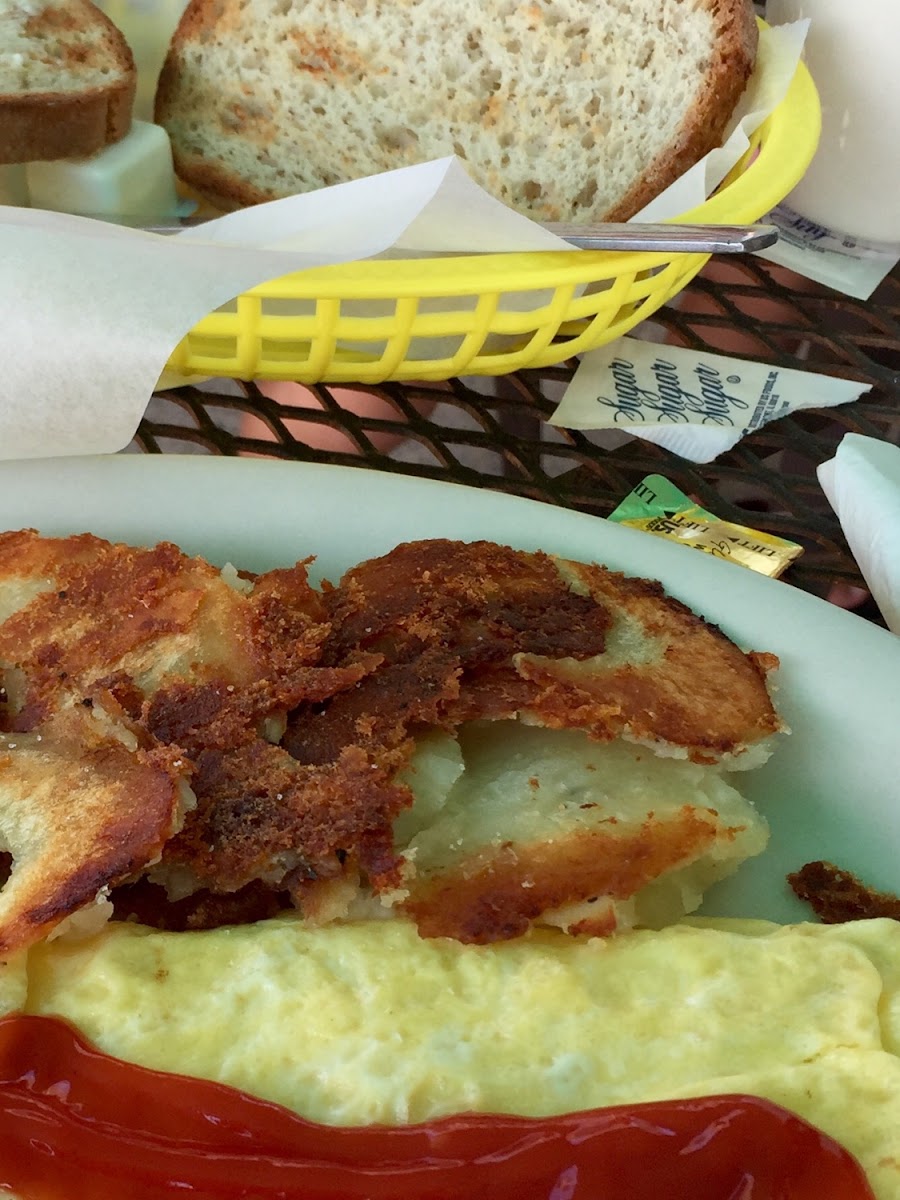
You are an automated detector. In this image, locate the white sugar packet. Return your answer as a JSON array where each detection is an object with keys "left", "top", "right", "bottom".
[
  {"left": 550, "top": 337, "right": 870, "bottom": 463},
  {"left": 758, "top": 204, "right": 900, "bottom": 301},
  {"left": 818, "top": 434, "right": 900, "bottom": 635}
]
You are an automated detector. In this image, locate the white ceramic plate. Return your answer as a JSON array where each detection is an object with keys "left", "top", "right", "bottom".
[{"left": 0, "top": 455, "right": 897, "bottom": 924}]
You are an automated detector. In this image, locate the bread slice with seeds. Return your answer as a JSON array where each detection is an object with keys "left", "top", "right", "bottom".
[
  {"left": 0, "top": 0, "right": 135, "bottom": 164},
  {"left": 155, "top": 0, "right": 757, "bottom": 217}
]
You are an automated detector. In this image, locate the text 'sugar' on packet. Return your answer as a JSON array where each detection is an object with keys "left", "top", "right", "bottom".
[{"left": 551, "top": 337, "right": 871, "bottom": 463}]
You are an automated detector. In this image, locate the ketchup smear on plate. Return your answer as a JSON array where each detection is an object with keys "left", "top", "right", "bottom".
[{"left": 0, "top": 1014, "right": 874, "bottom": 1200}]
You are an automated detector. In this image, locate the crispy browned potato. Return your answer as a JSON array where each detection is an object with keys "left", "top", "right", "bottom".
[
  {"left": 0, "top": 705, "right": 189, "bottom": 954},
  {"left": 0, "top": 533, "right": 782, "bottom": 948},
  {"left": 279, "top": 541, "right": 779, "bottom": 941},
  {"left": 0, "top": 530, "right": 332, "bottom": 947},
  {"left": 789, "top": 861, "right": 900, "bottom": 924}
]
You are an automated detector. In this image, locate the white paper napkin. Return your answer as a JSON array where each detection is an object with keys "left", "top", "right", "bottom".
[
  {"left": 818, "top": 433, "right": 900, "bottom": 634},
  {"left": 0, "top": 158, "right": 575, "bottom": 460}
]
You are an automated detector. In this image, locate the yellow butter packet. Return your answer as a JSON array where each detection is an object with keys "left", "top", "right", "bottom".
[{"left": 608, "top": 475, "right": 803, "bottom": 578}]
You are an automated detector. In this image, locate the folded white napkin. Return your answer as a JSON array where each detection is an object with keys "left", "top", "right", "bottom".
[{"left": 818, "top": 433, "right": 900, "bottom": 634}]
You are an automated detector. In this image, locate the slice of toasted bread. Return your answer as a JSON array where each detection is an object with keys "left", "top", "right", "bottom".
[
  {"left": 0, "top": 0, "right": 135, "bottom": 164},
  {"left": 155, "top": 0, "right": 756, "bottom": 218}
]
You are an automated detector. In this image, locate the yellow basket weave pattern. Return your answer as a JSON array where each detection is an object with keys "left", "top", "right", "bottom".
[{"left": 165, "top": 58, "right": 820, "bottom": 386}]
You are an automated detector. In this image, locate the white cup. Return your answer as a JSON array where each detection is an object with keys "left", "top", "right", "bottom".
[{"left": 767, "top": 0, "right": 900, "bottom": 244}]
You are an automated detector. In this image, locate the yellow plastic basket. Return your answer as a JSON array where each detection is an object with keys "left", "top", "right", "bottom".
[{"left": 165, "top": 56, "right": 820, "bottom": 386}]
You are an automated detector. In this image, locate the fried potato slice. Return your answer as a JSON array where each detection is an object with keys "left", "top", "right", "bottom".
[
  {"left": 152, "top": 737, "right": 407, "bottom": 900},
  {"left": 284, "top": 539, "right": 614, "bottom": 765},
  {"left": 788, "top": 861, "right": 900, "bottom": 925},
  {"left": 277, "top": 541, "right": 779, "bottom": 940},
  {"left": 273, "top": 540, "right": 614, "bottom": 903},
  {"left": 516, "top": 561, "right": 783, "bottom": 768},
  {"left": 0, "top": 533, "right": 782, "bottom": 947},
  {"left": 0, "top": 705, "right": 190, "bottom": 954},
  {"left": 288, "top": 540, "right": 781, "bottom": 770},
  {"left": 396, "top": 725, "right": 768, "bottom": 944},
  {"left": 0, "top": 531, "right": 336, "bottom": 943},
  {"left": 0, "top": 530, "right": 328, "bottom": 735}
]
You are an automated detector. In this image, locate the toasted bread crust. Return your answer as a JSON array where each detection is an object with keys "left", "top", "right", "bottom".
[
  {"left": 0, "top": 83, "right": 135, "bottom": 163},
  {"left": 154, "top": 3, "right": 266, "bottom": 213},
  {"left": 152, "top": 133, "right": 270, "bottom": 213},
  {"left": 153, "top": 1, "right": 270, "bottom": 211},
  {"left": 0, "top": 1, "right": 135, "bottom": 164},
  {"left": 604, "top": 0, "right": 758, "bottom": 220}
]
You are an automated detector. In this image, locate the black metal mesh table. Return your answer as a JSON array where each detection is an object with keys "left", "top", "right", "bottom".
[{"left": 135, "top": 256, "right": 900, "bottom": 619}]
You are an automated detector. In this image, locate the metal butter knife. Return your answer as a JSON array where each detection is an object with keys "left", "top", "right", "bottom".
[
  {"left": 543, "top": 222, "right": 778, "bottom": 253},
  {"left": 100, "top": 216, "right": 778, "bottom": 254}
]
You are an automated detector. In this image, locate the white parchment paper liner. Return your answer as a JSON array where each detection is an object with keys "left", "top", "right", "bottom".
[{"left": 818, "top": 433, "right": 900, "bottom": 635}]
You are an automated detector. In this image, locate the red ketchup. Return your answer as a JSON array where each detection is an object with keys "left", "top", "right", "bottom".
[{"left": 0, "top": 1014, "right": 875, "bottom": 1200}]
